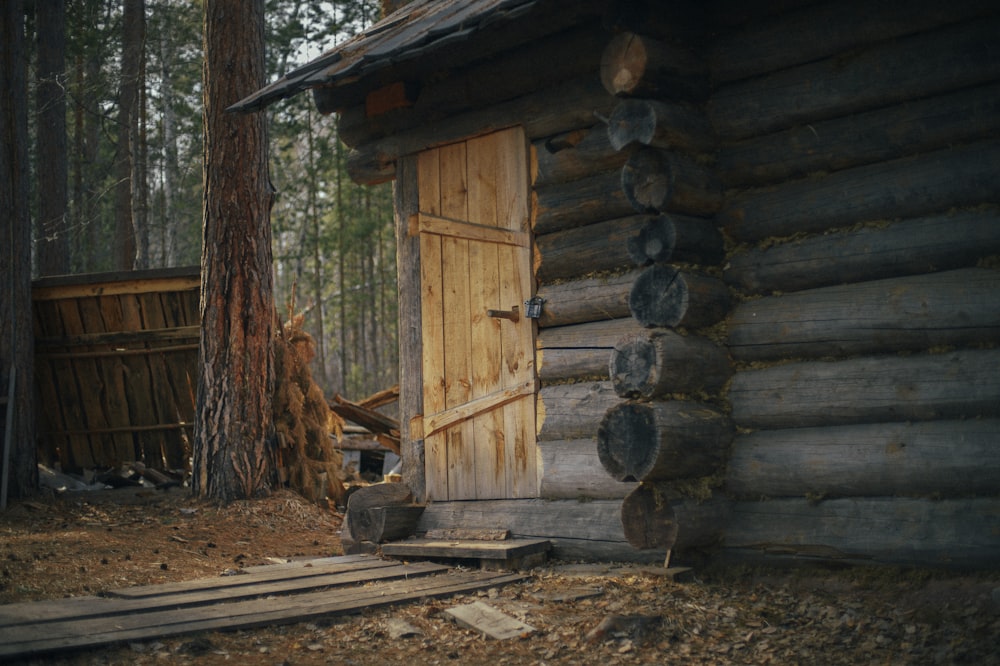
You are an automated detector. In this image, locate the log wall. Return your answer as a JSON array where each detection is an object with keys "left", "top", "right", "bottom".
[{"left": 712, "top": 0, "right": 1000, "bottom": 567}]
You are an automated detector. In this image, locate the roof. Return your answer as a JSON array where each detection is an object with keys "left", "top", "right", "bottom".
[{"left": 230, "top": 0, "right": 539, "bottom": 113}]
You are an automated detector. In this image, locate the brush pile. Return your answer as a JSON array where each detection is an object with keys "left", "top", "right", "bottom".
[{"left": 272, "top": 314, "right": 346, "bottom": 507}]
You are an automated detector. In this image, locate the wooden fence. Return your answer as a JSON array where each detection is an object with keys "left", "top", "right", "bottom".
[{"left": 32, "top": 267, "right": 201, "bottom": 472}]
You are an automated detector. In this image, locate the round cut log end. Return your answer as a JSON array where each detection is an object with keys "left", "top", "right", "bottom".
[
  {"left": 597, "top": 402, "right": 657, "bottom": 482},
  {"left": 629, "top": 264, "right": 687, "bottom": 328},
  {"left": 621, "top": 483, "right": 678, "bottom": 551},
  {"left": 610, "top": 335, "right": 657, "bottom": 398}
]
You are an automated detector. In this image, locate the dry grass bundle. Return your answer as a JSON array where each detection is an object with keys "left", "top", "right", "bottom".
[{"left": 272, "top": 313, "right": 347, "bottom": 507}]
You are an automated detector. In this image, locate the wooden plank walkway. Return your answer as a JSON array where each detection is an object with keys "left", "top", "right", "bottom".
[{"left": 0, "top": 554, "right": 525, "bottom": 660}]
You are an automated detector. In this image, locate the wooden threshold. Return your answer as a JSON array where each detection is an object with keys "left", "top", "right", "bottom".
[{"left": 0, "top": 554, "right": 525, "bottom": 660}]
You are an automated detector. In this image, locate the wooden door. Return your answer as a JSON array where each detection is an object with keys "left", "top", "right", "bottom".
[{"left": 416, "top": 127, "right": 537, "bottom": 501}]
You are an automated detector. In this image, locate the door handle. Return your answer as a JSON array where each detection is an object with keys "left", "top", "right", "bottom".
[{"left": 486, "top": 305, "right": 519, "bottom": 322}]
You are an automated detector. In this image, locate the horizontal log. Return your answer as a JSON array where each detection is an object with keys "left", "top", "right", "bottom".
[
  {"left": 726, "top": 419, "right": 1000, "bottom": 499},
  {"left": 723, "top": 497, "right": 1000, "bottom": 569},
  {"left": 600, "top": 31, "right": 708, "bottom": 100},
  {"left": 718, "top": 140, "right": 1000, "bottom": 242},
  {"left": 709, "top": 0, "right": 819, "bottom": 27},
  {"left": 415, "top": 498, "right": 661, "bottom": 563},
  {"left": 532, "top": 125, "right": 627, "bottom": 187},
  {"left": 536, "top": 270, "right": 638, "bottom": 328},
  {"left": 729, "top": 349, "right": 1000, "bottom": 430},
  {"left": 597, "top": 401, "right": 733, "bottom": 482},
  {"left": 727, "top": 268, "right": 1000, "bottom": 361},
  {"left": 710, "top": 0, "right": 996, "bottom": 84},
  {"left": 602, "top": 1, "right": 708, "bottom": 49},
  {"left": 709, "top": 16, "right": 1000, "bottom": 140},
  {"left": 416, "top": 496, "right": 729, "bottom": 562},
  {"left": 610, "top": 329, "right": 733, "bottom": 399},
  {"left": 537, "top": 317, "right": 648, "bottom": 350},
  {"left": 621, "top": 148, "right": 722, "bottom": 217},
  {"left": 626, "top": 213, "right": 724, "bottom": 267},
  {"left": 717, "top": 81, "right": 1000, "bottom": 188},
  {"left": 725, "top": 207, "right": 1000, "bottom": 295},
  {"left": 345, "top": 77, "right": 617, "bottom": 184},
  {"left": 532, "top": 169, "right": 634, "bottom": 235},
  {"left": 336, "top": 22, "right": 610, "bottom": 148},
  {"left": 538, "top": 439, "right": 637, "bottom": 500},
  {"left": 537, "top": 347, "right": 611, "bottom": 384},
  {"left": 537, "top": 381, "right": 620, "bottom": 442},
  {"left": 629, "top": 265, "right": 730, "bottom": 329},
  {"left": 607, "top": 98, "right": 714, "bottom": 153},
  {"left": 534, "top": 215, "right": 646, "bottom": 283}
]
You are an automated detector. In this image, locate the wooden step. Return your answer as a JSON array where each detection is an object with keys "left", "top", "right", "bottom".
[{"left": 381, "top": 538, "right": 552, "bottom": 570}]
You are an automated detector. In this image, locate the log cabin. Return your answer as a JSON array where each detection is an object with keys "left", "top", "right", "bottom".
[{"left": 233, "top": 0, "right": 1000, "bottom": 568}]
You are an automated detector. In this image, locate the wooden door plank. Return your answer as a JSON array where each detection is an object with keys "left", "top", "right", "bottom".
[
  {"left": 439, "top": 141, "right": 477, "bottom": 501},
  {"left": 418, "top": 147, "right": 449, "bottom": 501},
  {"left": 468, "top": 133, "right": 505, "bottom": 499},
  {"left": 422, "top": 380, "right": 535, "bottom": 439},
  {"left": 0, "top": 570, "right": 525, "bottom": 660}
]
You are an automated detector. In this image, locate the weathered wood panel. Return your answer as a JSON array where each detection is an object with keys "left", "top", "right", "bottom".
[
  {"left": 717, "top": 82, "right": 1000, "bottom": 188},
  {"left": 536, "top": 270, "right": 637, "bottom": 328},
  {"left": 346, "top": 77, "right": 616, "bottom": 184},
  {"left": 534, "top": 216, "right": 645, "bottom": 283},
  {"left": 725, "top": 208, "right": 1000, "bottom": 295},
  {"left": 729, "top": 349, "right": 1000, "bottom": 430},
  {"left": 719, "top": 140, "right": 1000, "bottom": 243},
  {"left": 537, "top": 381, "right": 619, "bottom": 442},
  {"left": 710, "top": 0, "right": 996, "bottom": 84},
  {"left": 727, "top": 268, "right": 1000, "bottom": 361},
  {"left": 723, "top": 497, "right": 1000, "bottom": 569},
  {"left": 538, "top": 439, "right": 636, "bottom": 500},
  {"left": 726, "top": 419, "right": 1000, "bottom": 499},
  {"left": 709, "top": 16, "right": 1000, "bottom": 140}
]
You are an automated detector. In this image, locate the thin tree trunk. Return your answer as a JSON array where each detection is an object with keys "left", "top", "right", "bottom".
[
  {"left": 1, "top": 0, "right": 38, "bottom": 501},
  {"left": 113, "top": 0, "right": 143, "bottom": 270},
  {"left": 133, "top": 43, "right": 149, "bottom": 269},
  {"left": 35, "top": 0, "right": 69, "bottom": 276},
  {"left": 193, "top": 0, "right": 277, "bottom": 502},
  {"left": 306, "top": 106, "right": 328, "bottom": 389},
  {"left": 159, "top": 30, "right": 178, "bottom": 266}
]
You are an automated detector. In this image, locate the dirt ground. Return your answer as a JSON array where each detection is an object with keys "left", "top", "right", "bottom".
[{"left": 1, "top": 487, "right": 998, "bottom": 666}]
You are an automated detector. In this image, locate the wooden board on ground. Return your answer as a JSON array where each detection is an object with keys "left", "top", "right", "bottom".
[
  {"left": 0, "top": 555, "right": 525, "bottom": 661},
  {"left": 445, "top": 600, "right": 536, "bottom": 639},
  {"left": 382, "top": 538, "right": 551, "bottom": 570}
]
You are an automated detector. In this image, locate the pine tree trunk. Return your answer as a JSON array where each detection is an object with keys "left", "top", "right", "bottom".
[
  {"left": 193, "top": 0, "right": 277, "bottom": 502},
  {"left": 113, "top": 0, "right": 143, "bottom": 270},
  {"left": 1, "top": 0, "right": 38, "bottom": 501}
]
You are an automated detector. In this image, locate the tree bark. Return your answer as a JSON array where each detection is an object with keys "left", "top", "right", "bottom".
[
  {"left": 112, "top": 0, "right": 144, "bottom": 270},
  {"left": 35, "top": 0, "right": 69, "bottom": 276},
  {"left": 726, "top": 419, "right": 1000, "bottom": 499},
  {"left": 607, "top": 98, "right": 713, "bottom": 154},
  {"left": 194, "top": 0, "right": 278, "bottom": 502},
  {"left": 610, "top": 329, "right": 732, "bottom": 399},
  {"left": 718, "top": 140, "right": 1000, "bottom": 243},
  {"left": 628, "top": 265, "right": 730, "bottom": 329},
  {"left": 728, "top": 349, "right": 1000, "bottom": 430},
  {"left": 1, "top": 0, "right": 37, "bottom": 501},
  {"left": 725, "top": 208, "right": 1000, "bottom": 295},
  {"left": 727, "top": 268, "right": 1000, "bottom": 362},
  {"left": 599, "top": 31, "right": 707, "bottom": 100},
  {"left": 597, "top": 401, "right": 733, "bottom": 482}
]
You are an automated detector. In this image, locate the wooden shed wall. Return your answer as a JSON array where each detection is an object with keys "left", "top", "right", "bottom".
[
  {"left": 32, "top": 267, "right": 200, "bottom": 473},
  {"left": 709, "top": 0, "right": 1000, "bottom": 567},
  {"left": 338, "top": 0, "right": 1000, "bottom": 566}
]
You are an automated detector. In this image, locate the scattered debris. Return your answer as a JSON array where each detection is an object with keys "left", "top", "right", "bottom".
[{"left": 445, "top": 600, "right": 536, "bottom": 640}]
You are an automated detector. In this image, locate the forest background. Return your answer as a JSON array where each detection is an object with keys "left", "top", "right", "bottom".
[{"left": 27, "top": 0, "right": 398, "bottom": 401}]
